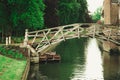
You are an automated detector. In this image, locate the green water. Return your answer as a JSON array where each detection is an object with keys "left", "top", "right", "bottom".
[{"left": 28, "top": 38, "right": 120, "bottom": 80}]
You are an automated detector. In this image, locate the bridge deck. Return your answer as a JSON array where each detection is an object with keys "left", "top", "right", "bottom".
[{"left": 24, "top": 23, "right": 120, "bottom": 55}]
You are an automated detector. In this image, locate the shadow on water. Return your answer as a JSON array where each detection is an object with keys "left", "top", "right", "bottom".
[
  {"left": 27, "top": 38, "right": 120, "bottom": 80},
  {"left": 103, "top": 51, "right": 120, "bottom": 80},
  {"left": 53, "top": 38, "right": 87, "bottom": 63}
]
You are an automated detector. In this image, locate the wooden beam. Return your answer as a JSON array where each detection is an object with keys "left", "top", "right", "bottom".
[
  {"left": 50, "top": 28, "right": 61, "bottom": 41},
  {"left": 77, "top": 26, "right": 80, "bottom": 38},
  {"left": 32, "top": 32, "right": 38, "bottom": 44},
  {"left": 35, "top": 29, "right": 51, "bottom": 50},
  {"left": 108, "top": 29, "right": 112, "bottom": 40},
  {"left": 43, "top": 31, "right": 51, "bottom": 45},
  {"left": 93, "top": 25, "right": 96, "bottom": 38},
  {"left": 60, "top": 27, "right": 65, "bottom": 41}
]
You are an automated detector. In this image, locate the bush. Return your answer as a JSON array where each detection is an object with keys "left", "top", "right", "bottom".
[{"left": 0, "top": 46, "right": 26, "bottom": 60}]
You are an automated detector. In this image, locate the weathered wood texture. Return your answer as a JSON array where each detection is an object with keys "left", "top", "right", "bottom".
[
  {"left": 24, "top": 23, "right": 120, "bottom": 56},
  {"left": 21, "top": 59, "right": 30, "bottom": 80}
]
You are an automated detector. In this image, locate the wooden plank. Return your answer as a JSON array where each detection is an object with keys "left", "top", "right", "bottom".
[
  {"left": 57, "top": 26, "right": 78, "bottom": 39},
  {"left": 77, "top": 27, "right": 80, "bottom": 38},
  {"left": 27, "top": 35, "right": 43, "bottom": 37},
  {"left": 60, "top": 27, "right": 65, "bottom": 41},
  {"left": 108, "top": 29, "right": 112, "bottom": 40},
  {"left": 43, "top": 31, "right": 51, "bottom": 45},
  {"left": 28, "top": 23, "right": 79, "bottom": 34},
  {"left": 27, "top": 45, "right": 38, "bottom": 56},
  {"left": 35, "top": 29, "right": 51, "bottom": 50},
  {"left": 32, "top": 32, "right": 38, "bottom": 43},
  {"left": 25, "top": 23, "right": 120, "bottom": 53},
  {"left": 50, "top": 28, "right": 61, "bottom": 41},
  {"left": 93, "top": 25, "right": 96, "bottom": 38},
  {"left": 96, "top": 34, "right": 120, "bottom": 45}
]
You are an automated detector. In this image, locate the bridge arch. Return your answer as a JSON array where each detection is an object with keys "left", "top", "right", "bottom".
[{"left": 23, "top": 23, "right": 120, "bottom": 63}]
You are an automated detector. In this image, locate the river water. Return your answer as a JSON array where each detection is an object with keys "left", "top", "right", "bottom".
[{"left": 28, "top": 38, "right": 120, "bottom": 80}]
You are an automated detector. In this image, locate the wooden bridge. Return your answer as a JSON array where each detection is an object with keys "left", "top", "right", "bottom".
[{"left": 23, "top": 23, "right": 120, "bottom": 63}]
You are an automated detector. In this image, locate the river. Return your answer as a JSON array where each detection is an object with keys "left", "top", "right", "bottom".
[{"left": 27, "top": 38, "right": 120, "bottom": 80}]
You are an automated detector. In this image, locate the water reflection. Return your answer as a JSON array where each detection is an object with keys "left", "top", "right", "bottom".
[
  {"left": 84, "top": 38, "right": 103, "bottom": 80},
  {"left": 71, "top": 38, "right": 104, "bottom": 80},
  {"left": 28, "top": 38, "right": 120, "bottom": 80},
  {"left": 103, "top": 51, "right": 120, "bottom": 80}
]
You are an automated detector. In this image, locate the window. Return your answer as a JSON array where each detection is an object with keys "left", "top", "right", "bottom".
[{"left": 111, "top": 0, "right": 118, "bottom": 3}]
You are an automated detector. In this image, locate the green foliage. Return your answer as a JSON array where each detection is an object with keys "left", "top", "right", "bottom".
[
  {"left": 0, "top": 0, "right": 45, "bottom": 37},
  {"left": 0, "top": 2, "right": 8, "bottom": 25},
  {"left": 12, "top": 37, "right": 24, "bottom": 43},
  {"left": 91, "top": 7, "right": 102, "bottom": 22},
  {"left": 0, "top": 46, "right": 26, "bottom": 60},
  {"left": 58, "top": 0, "right": 87, "bottom": 25},
  {"left": 9, "top": 0, "right": 45, "bottom": 30},
  {"left": 54, "top": 38, "right": 87, "bottom": 62}
]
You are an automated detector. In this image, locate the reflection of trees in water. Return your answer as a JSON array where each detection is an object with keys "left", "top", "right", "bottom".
[
  {"left": 27, "top": 64, "right": 48, "bottom": 80},
  {"left": 103, "top": 51, "right": 120, "bottom": 80},
  {"left": 54, "top": 38, "right": 87, "bottom": 63}
]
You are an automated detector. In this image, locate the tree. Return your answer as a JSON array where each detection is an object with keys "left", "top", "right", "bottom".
[
  {"left": 8, "top": 0, "right": 45, "bottom": 33},
  {"left": 0, "top": 0, "right": 45, "bottom": 37},
  {"left": 91, "top": 7, "right": 102, "bottom": 22},
  {"left": 44, "top": 0, "right": 59, "bottom": 28},
  {"left": 58, "top": 0, "right": 88, "bottom": 25},
  {"left": 77, "top": 0, "right": 88, "bottom": 22},
  {"left": 0, "top": 1, "right": 11, "bottom": 42}
]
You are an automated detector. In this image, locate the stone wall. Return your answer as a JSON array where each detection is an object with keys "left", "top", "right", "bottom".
[
  {"left": 104, "top": 0, "right": 111, "bottom": 25},
  {"left": 111, "top": 3, "right": 119, "bottom": 25},
  {"left": 103, "top": 0, "right": 120, "bottom": 25}
]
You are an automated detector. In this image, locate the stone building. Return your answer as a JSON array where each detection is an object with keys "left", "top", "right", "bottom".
[{"left": 103, "top": 0, "right": 120, "bottom": 25}]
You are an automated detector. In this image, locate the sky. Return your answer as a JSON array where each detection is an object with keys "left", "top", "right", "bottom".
[{"left": 87, "top": 0, "right": 104, "bottom": 14}]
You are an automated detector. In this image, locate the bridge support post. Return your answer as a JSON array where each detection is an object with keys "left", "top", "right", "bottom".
[
  {"left": 24, "top": 29, "right": 28, "bottom": 46},
  {"left": 78, "top": 27, "right": 80, "bottom": 38},
  {"left": 8, "top": 36, "right": 11, "bottom": 44},
  {"left": 61, "top": 28, "right": 65, "bottom": 41},
  {"left": 6, "top": 37, "right": 8, "bottom": 46},
  {"left": 30, "top": 56, "right": 39, "bottom": 63},
  {"left": 93, "top": 25, "right": 96, "bottom": 38},
  {"left": 108, "top": 29, "right": 112, "bottom": 40},
  {"left": 27, "top": 45, "right": 39, "bottom": 63}
]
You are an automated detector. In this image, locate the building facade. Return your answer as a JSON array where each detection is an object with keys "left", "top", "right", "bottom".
[{"left": 103, "top": 0, "right": 120, "bottom": 25}]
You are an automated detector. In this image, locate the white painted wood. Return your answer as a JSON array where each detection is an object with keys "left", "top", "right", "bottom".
[
  {"left": 50, "top": 28, "right": 61, "bottom": 41},
  {"left": 35, "top": 29, "right": 51, "bottom": 50},
  {"left": 24, "top": 29, "right": 28, "bottom": 46},
  {"left": 8, "top": 36, "right": 11, "bottom": 44},
  {"left": 43, "top": 31, "right": 51, "bottom": 45},
  {"left": 60, "top": 27, "right": 65, "bottom": 41},
  {"left": 32, "top": 32, "right": 38, "bottom": 44},
  {"left": 93, "top": 25, "right": 96, "bottom": 38},
  {"left": 6, "top": 37, "right": 8, "bottom": 45},
  {"left": 24, "top": 23, "right": 120, "bottom": 55},
  {"left": 108, "top": 29, "right": 112, "bottom": 40},
  {"left": 77, "top": 27, "right": 80, "bottom": 38}
]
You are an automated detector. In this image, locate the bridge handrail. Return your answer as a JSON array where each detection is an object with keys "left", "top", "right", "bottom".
[
  {"left": 28, "top": 23, "right": 79, "bottom": 34},
  {"left": 27, "top": 23, "right": 98, "bottom": 34}
]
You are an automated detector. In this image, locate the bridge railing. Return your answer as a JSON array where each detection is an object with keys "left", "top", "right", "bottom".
[
  {"left": 23, "top": 23, "right": 120, "bottom": 63},
  {"left": 24, "top": 23, "right": 102, "bottom": 53}
]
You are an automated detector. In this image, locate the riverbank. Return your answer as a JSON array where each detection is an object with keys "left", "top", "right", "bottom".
[
  {"left": 0, "top": 54, "right": 27, "bottom": 80},
  {"left": 0, "top": 45, "right": 29, "bottom": 80}
]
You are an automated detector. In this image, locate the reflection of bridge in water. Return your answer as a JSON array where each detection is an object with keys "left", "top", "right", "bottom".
[{"left": 23, "top": 23, "right": 120, "bottom": 63}]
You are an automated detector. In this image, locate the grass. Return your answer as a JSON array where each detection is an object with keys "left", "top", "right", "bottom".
[{"left": 0, "top": 55, "right": 27, "bottom": 80}]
